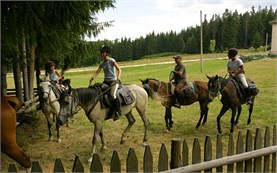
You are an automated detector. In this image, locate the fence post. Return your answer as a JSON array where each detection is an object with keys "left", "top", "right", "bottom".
[
  {"left": 216, "top": 134, "right": 223, "bottom": 172},
  {"left": 204, "top": 135, "right": 212, "bottom": 172},
  {"left": 72, "top": 155, "right": 84, "bottom": 172},
  {"left": 272, "top": 125, "right": 276, "bottom": 173},
  {"left": 7, "top": 163, "right": 17, "bottom": 173},
  {"left": 227, "top": 133, "right": 234, "bottom": 172},
  {"left": 31, "top": 161, "right": 43, "bottom": 173},
  {"left": 158, "top": 143, "right": 168, "bottom": 172},
  {"left": 126, "top": 148, "right": 138, "bottom": 172},
  {"left": 245, "top": 129, "right": 253, "bottom": 172},
  {"left": 53, "top": 158, "right": 65, "bottom": 173},
  {"left": 236, "top": 131, "right": 244, "bottom": 172},
  {"left": 90, "top": 153, "right": 103, "bottom": 172},
  {"left": 170, "top": 138, "right": 182, "bottom": 169},
  {"left": 192, "top": 137, "right": 201, "bottom": 173},
  {"left": 254, "top": 128, "right": 262, "bottom": 172},
  {"left": 143, "top": 145, "right": 153, "bottom": 173},
  {"left": 264, "top": 126, "right": 270, "bottom": 172},
  {"left": 182, "top": 139, "right": 189, "bottom": 166},
  {"left": 110, "top": 151, "right": 121, "bottom": 173}
]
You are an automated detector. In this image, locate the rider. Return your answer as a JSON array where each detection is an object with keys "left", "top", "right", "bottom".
[
  {"left": 170, "top": 55, "right": 187, "bottom": 108},
  {"left": 90, "top": 45, "right": 122, "bottom": 121},
  {"left": 227, "top": 48, "right": 252, "bottom": 104},
  {"left": 45, "top": 61, "right": 63, "bottom": 89}
]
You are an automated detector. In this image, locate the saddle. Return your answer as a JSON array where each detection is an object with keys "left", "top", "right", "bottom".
[
  {"left": 91, "top": 83, "right": 135, "bottom": 109},
  {"left": 231, "top": 78, "right": 259, "bottom": 99},
  {"left": 170, "top": 81, "right": 195, "bottom": 98}
]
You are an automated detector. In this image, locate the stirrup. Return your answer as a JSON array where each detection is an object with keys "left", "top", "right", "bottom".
[{"left": 113, "top": 112, "right": 120, "bottom": 121}]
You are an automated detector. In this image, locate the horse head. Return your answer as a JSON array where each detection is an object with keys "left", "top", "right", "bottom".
[
  {"left": 58, "top": 85, "right": 76, "bottom": 126},
  {"left": 39, "top": 80, "right": 54, "bottom": 100},
  {"left": 206, "top": 75, "right": 221, "bottom": 101}
]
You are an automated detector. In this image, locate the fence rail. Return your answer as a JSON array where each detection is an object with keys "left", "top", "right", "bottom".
[{"left": 7, "top": 125, "right": 276, "bottom": 172}]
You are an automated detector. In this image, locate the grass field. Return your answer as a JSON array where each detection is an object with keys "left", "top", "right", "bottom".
[{"left": 1, "top": 52, "right": 276, "bottom": 172}]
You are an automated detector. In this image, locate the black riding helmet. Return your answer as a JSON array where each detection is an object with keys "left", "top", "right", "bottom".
[
  {"left": 228, "top": 48, "right": 238, "bottom": 57},
  {"left": 100, "top": 45, "right": 111, "bottom": 54}
]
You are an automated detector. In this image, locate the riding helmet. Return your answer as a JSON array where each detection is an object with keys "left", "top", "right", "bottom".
[
  {"left": 100, "top": 45, "right": 111, "bottom": 54},
  {"left": 228, "top": 48, "right": 238, "bottom": 57}
]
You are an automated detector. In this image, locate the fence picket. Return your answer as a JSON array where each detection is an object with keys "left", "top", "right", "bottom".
[
  {"left": 31, "top": 161, "right": 42, "bottom": 172},
  {"left": 236, "top": 131, "right": 244, "bottom": 172},
  {"left": 170, "top": 138, "right": 182, "bottom": 169},
  {"left": 216, "top": 134, "right": 223, "bottom": 172},
  {"left": 245, "top": 129, "right": 253, "bottom": 172},
  {"left": 110, "top": 151, "right": 121, "bottom": 173},
  {"left": 53, "top": 158, "right": 65, "bottom": 173},
  {"left": 204, "top": 136, "right": 212, "bottom": 172},
  {"left": 227, "top": 133, "right": 234, "bottom": 172},
  {"left": 90, "top": 153, "right": 103, "bottom": 172},
  {"left": 143, "top": 145, "right": 153, "bottom": 173},
  {"left": 264, "top": 126, "right": 270, "bottom": 172},
  {"left": 182, "top": 139, "right": 189, "bottom": 167},
  {"left": 7, "top": 163, "right": 17, "bottom": 173},
  {"left": 272, "top": 125, "right": 276, "bottom": 173},
  {"left": 158, "top": 143, "right": 169, "bottom": 172},
  {"left": 192, "top": 137, "right": 201, "bottom": 173},
  {"left": 72, "top": 155, "right": 84, "bottom": 172},
  {"left": 254, "top": 128, "right": 262, "bottom": 172},
  {"left": 126, "top": 148, "right": 138, "bottom": 172}
]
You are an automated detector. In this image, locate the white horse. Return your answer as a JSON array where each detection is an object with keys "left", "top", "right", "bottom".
[
  {"left": 58, "top": 83, "right": 150, "bottom": 163},
  {"left": 39, "top": 77, "right": 64, "bottom": 143}
]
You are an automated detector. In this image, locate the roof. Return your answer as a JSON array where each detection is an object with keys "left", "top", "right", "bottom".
[{"left": 269, "top": 19, "right": 277, "bottom": 25}]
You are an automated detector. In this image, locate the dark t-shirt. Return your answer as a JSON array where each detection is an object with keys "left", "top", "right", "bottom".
[{"left": 174, "top": 63, "right": 186, "bottom": 83}]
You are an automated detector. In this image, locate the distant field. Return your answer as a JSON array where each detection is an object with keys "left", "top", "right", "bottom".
[{"left": 2, "top": 52, "right": 276, "bottom": 172}]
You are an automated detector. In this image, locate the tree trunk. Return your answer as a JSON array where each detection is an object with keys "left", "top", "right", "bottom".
[
  {"left": 28, "top": 45, "right": 36, "bottom": 99},
  {"left": 21, "top": 31, "right": 30, "bottom": 101},
  {"left": 1, "top": 63, "right": 7, "bottom": 96},
  {"left": 13, "top": 53, "right": 24, "bottom": 103}
]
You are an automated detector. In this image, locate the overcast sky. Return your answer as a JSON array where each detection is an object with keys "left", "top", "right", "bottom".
[{"left": 87, "top": 0, "right": 277, "bottom": 41}]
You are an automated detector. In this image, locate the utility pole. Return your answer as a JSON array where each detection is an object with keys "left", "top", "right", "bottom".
[
  {"left": 265, "top": 33, "right": 268, "bottom": 52},
  {"left": 200, "top": 10, "right": 203, "bottom": 73}
]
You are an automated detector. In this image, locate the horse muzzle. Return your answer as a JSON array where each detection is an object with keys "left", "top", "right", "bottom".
[
  {"left": 42, "top": 93, "right": 49, "bottom": 100},
  {"left": 57, "top": 115, "right": 68, "bottom": 126}
]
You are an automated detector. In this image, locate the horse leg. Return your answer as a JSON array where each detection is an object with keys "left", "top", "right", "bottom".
[
  {"left": 230, "top": 107, "right": 237, "bottom": 134},
  {"left": 234, "top": 105, "right": 242, "bottom": 126},
  {"left": 165, "top": 107, "right": 173, "bottom": 131},
  {"left": 99, "top": 127, "right": 106, "bottom": 150},
  {"left": 137, "top": 108, "right": 149, "bottom": 144},
  {"left": 120, "top": 112, "right": 136, "bottom": 144},
  {"left": 217, "top": 105, "right": 229, "bottom": 134},
  {"left": 55, "top": 116, "right": 61, "bottom": 143},
  {"left": 196, "top": 102, "right": 205, "bottom": 129},
  {"left": 203, "top": 103, "right": 209, "bottom": 124},
  {"left": 45, "top": 113, "right": 53, "bottom": 141},
  {"left": 88, "top": 121, "right": 102, "bottom": 163},
  {"left": 247, "top": 103, "right": 254, "bottom": 124}
]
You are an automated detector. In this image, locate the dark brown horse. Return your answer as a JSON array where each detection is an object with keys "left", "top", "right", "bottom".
[
  {"left": 141, "top": 78, "right": 211, "bottom": 131},
  {"left": 206, "top": 75, "right": 259, "bottom": 134}
]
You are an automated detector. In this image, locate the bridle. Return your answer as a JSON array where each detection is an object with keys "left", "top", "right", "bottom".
[
  {"left": 41, "top": 83, "right": 59, "bottom": 105},
  {"left": 208, "top": 77, "right": 231, "bottom": 99}
]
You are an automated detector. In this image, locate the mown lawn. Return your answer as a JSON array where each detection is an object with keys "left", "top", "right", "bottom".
[{"left": 1, "top": 53, "right": 276, "bottom": 172}]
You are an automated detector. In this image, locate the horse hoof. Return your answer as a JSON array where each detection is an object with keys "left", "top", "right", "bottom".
[
  {"left": 140, "top": 142, "right": 147, "bottom": 147},
  {"left": 101, "top": 146, "right": 107, "bottom": 150},
  {"left": 57, "top": 139, "right": 61, "bottom": 143},
  {"left": 87, "top": 156, "right": 93, "bottom": 163},
  {"left": 48, "top": 137, "right": 53, "bottom": 142},
  {"left": 120, "top": 140, "right": 125, "bottom": 145},
  {"left": 164, "top": 129, "right": 170, "bottom": 132}
]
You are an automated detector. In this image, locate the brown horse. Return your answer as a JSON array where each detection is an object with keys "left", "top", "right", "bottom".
[
  {"left": 206, "top": 75, "right": 259, "bottom": 134},
  {"left": 1, "top": 96, "right": 31, "bottom": 168},
  {"left": 141, "top": 78, "right": 211, "bottom": 131}
]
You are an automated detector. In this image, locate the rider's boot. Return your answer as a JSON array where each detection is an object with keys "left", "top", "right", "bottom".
[
  {"left": 112, "top": 97, "right": 121, "bottom": 121},
  {"left": 245, "top": 87, "right": 252, "bottom": 104}
]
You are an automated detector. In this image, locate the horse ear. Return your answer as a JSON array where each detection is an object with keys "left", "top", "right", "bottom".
[
  {"left": 206, "top": 74, "right": 210, "bottom": 79},
  {"left": 215, "top": 75, "right": 218, "bottom": 80},
  {"left": 68, "top": 85, "right": 72, "bottom": 93}
]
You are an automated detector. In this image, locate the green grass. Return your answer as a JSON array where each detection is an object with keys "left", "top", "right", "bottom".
[{"left": 1, "top": 52, "right": 276, "bottom": 172}]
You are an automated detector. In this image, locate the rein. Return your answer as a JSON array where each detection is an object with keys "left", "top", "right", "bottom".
[{"left": 209, "top": 77, "right": 231, "bottom": 98}]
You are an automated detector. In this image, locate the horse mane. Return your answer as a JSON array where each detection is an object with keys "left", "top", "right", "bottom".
[
  {"left": 75, "top": 86, "right": 102, "bottom": 105},
  {"left": 144, "top": 78, "right": 171, "bottom": 103}
]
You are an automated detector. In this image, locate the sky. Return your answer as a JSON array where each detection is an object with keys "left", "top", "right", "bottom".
[{"left": 87, "top": 0, "right": 277, "bottom": 41}]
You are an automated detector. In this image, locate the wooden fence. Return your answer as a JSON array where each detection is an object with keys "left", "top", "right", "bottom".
[{"left": 6, "top": 125, "right": 276, "bottom": 172}]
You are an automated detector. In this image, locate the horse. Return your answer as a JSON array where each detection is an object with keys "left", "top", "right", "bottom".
[
  {"left": 58, "top": 83, "right": 149, "bottom": 163},
  {"left": 39, "top": 77, "right": 69, "bottom": 143},
  {"left": 1, "top": 96, "right": 31, "bottom": 168},
  {"left": 140, "top": 78, "right": 211, "bottom": 131},
  {"left": 206, "top": 75, "right": 259, "bottom": 134}
]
